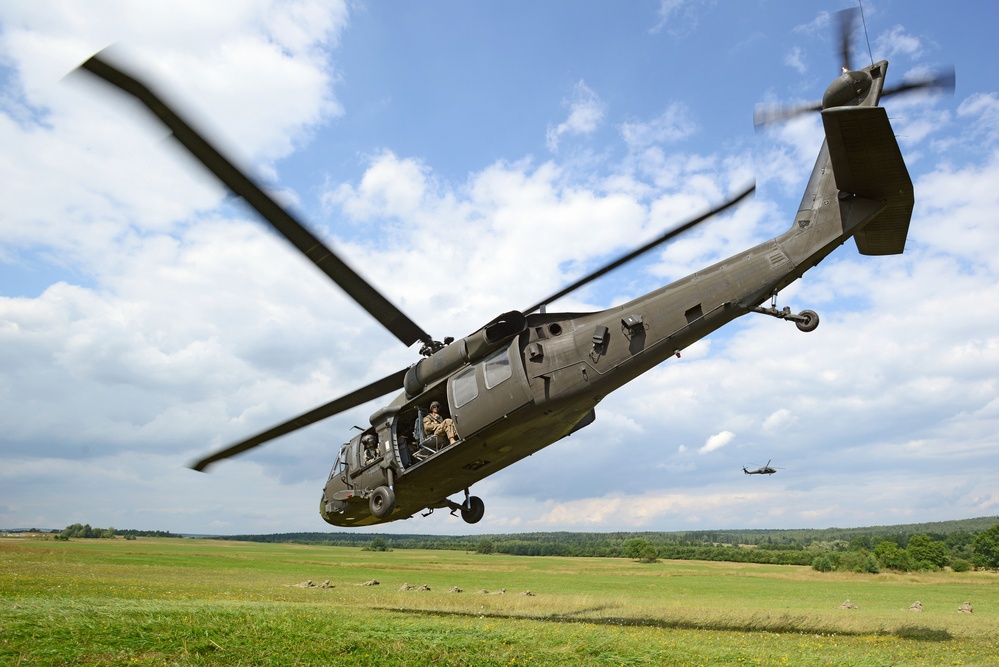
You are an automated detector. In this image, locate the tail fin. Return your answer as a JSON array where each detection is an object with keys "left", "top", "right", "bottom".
[{"left": 821, "top": 106, "right": 914, "bottom": 255}]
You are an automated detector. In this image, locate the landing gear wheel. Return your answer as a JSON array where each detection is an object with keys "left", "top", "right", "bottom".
[
  {"left": 460, "top": 496, "right": 485, "bottom": 524},
  {"left": 795, "top": 309, "right": 819, "bottom": 333},
  {"left": 369, "top": 486, "right": 396, "bottom": 519}
]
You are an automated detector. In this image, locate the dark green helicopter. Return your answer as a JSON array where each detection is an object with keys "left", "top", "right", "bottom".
[{"left": 79, "top": 9, "right": 952, "bottom": 527}]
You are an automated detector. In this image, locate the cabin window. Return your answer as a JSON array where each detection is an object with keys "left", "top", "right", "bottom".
[
  {"left": 452, "top": 366, "right": 478, "bottom": 408},
  {"left": 483, "top": 348, "right": 513, "bottom": 389}
]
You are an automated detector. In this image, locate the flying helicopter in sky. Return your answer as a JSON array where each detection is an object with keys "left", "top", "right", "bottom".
[
  {"left": 78, "top": 8, "right": 953, "bottom": 528},
  {"left": 743, "top": 460, "right": 781, "bottom": 476}
]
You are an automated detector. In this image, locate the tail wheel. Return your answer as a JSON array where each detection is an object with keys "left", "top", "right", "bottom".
[
  {"left": 795, "top": 309, "right": 819, "bottom": 332},
  {"left": 460, "top": 496, "right": 485, "bottom": 524},
  {"left": 369, "top": 486, "right": 396, "bottom": 519}
]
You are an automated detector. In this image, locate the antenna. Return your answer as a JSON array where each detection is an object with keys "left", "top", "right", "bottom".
[{"left": 858, "top": 0, "right": 874, "bottom": 67}]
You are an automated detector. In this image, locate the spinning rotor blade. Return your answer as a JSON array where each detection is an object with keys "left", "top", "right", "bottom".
[
  {"left": 881, "top": 67, "right": 956, "bottom": 98},
  {"left": 79, "top": 53, "right": 434, "bottom": 350},
  {"left": 523, "top": 183, "right": 755, "bottom": 315},
  {"left": 754, "top": 7, "right": 954, "bottom": 131},
  {"left": 191, "top": 367, "right": 408, "bottom": 472},
  {"left": 837, "top": 7, "right": 859, "bottom": 73},
  {"left": 753, "top": 66, "right": 955, "bottom": 129},
  {"left": 753, "top": 101, "right": 822, "bottom": 129}
]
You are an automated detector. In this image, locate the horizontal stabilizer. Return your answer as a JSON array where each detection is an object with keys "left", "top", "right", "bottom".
[{"left": 821, "top": 106, "right": 913, "bottom": 255}]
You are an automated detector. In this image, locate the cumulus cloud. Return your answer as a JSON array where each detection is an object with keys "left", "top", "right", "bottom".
[
  {"left": 876, "top": 25, "right": 924, "bottom": 61},
  {"left": 783, "top": 46, "right": 808, "bottom": 75},
  {"left": 957, "top": 93, "right": 999, "bottom": 145},
  {"left": 699, "top": 430, "right": 734, "bottom": 454},
  {"left": 621, "top": 103, "right": 697, "bottom": 151},
  {"left": 546, "top": 81, "right": 605, "bottom": 153}
]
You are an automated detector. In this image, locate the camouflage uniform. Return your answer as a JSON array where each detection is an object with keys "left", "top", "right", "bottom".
[{"left": 424, "top": 407, "right": 458, "bottom": 443}]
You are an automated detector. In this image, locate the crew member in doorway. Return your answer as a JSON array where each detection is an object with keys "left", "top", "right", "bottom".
[{"left": 424, "top": 401, "right": 459, "bottom": 444}]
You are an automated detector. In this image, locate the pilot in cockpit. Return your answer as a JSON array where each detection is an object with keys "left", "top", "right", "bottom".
[{"left": 361, "top": 433, "right": 379, "bottom": 464}]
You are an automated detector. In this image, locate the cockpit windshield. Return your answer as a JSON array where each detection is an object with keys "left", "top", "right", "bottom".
[{"left": 328, "top": 444, "right": 349, "bottom": 480}]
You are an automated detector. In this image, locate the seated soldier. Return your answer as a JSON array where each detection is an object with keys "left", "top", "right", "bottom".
[{"left": 423, "top": 401, "right": 458, "bottom": 444}]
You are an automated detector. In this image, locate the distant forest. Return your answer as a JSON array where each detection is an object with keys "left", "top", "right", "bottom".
[
  {"left": 46, "top": 524, "right": 181, "bottom": 541},
  {"left": 32, "top": 516, "right": 999, "bottom": 572},
  {"left": 213, "top": 515, "right": 999, "bottom": 572}
]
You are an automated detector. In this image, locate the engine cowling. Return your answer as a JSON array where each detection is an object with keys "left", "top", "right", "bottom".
[{"left": 403, "top": 311, "right": 526, "bottom": 398}]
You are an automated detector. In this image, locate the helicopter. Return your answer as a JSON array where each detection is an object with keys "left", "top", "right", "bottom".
[
  {"left": 743, "top": 460, "right": 781, "bottom": 476},
  {"left": 78, "top": 9, "right": 953, "bottom": 527}
]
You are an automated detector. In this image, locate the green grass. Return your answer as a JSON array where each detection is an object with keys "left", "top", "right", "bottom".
[{"left": 2, "top": 537, "right": 997, "bottom": 665}]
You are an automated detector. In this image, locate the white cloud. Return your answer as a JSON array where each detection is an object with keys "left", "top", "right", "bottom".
[
  {"left": 535, "top": 489, "right": 782, "bottom": 528},
  {"left": 621, "top": 103, "right": 697, "bottom": 150},
  {"left": 784, "top": 46, "right": 807, "bottom": 75},
  {"left": 957, "top": 93, "right": 999, "bottom": 145},
  {"left": 649, "top": 0, "right": 708, "bottom": 37},
  {"left": 792, "top": 11, "right": 831, "bottom": 39},
  {"left": 762, "top": 409, "right": 793, "bottom": 432},
  {"left": 699, "top": 430, "right": 734, "bottom": 454},
  {"left": 876, "top": 25, "right": 923, "bottom": 60},
  {"left": 546, "top": 81, "right": 605, "bottom": 152}
]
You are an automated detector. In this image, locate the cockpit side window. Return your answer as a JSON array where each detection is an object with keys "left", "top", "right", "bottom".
[{"left": 483, "top": 348, "right": 512, "bottom": 389}]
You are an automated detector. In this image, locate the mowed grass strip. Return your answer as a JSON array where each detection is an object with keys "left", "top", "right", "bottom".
[{"left": 2, "top": 537, "right": 997, "bottom": 666}]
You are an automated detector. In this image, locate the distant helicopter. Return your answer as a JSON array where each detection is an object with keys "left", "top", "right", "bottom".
[
  {"left": 743, "top": 460, "right": 781, "bottom": 475},
  {"left": 78, "top": 9, "right": 952, "bottom": 527}
]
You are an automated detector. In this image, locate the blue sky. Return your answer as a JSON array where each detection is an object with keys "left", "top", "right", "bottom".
[{"left": 2, "top": 0, "right": 998, "bottom": 535}]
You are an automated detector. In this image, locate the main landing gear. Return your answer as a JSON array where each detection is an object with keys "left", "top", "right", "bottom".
[
  {"left": 446, "top": 489, "right": 485, "bottom": 524},
  {"left": 751, "top": 291, "right": 820, "bottom": 332},
  {"left": 422, "top": 489, "right": 486, "bottom": 523}
]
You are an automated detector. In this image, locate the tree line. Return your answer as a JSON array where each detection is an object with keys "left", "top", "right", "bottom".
[
  {"left": 212, "top": 516, "right": 999, "bottom": 571},
  {"left": 52, "top": 524, "right": 180, "bottom": 540},
  {"left": 45, "top": 517, "right": 999, "bottom": 572}
]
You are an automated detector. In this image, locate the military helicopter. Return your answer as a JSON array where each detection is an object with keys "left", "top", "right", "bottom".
[
  {"left": 743, "top": 460, "right": 781, "bottom": 476},
  {"left": 78, "top": 9, "right": 953, "bottom": 527}
]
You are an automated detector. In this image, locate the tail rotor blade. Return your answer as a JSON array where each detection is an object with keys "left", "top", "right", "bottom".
[
  {"left": 881, "top": 66, "right": 956, "bottom": 99},
  {"left": 836, "top": 8, "right": 859, "bottom": 73},
  {"left": 753, "top": 101, "right": 822, "bottom": 130}
]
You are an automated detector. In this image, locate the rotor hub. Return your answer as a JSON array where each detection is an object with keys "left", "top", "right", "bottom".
[{"left": 822, "top": 69, "right": 873, "bottom": 110}]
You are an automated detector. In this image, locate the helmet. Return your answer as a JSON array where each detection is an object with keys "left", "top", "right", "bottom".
[
  {"left": 430, "top": 401, "right": 441, "bottom": 409},
  {"left": 361, "top": 434, "right": 377, "bottom": 447}
]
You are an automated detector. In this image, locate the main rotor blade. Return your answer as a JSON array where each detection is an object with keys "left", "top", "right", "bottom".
[
  {"left": 79, "top": 52, "right": 433, "bottom": 349},
  {"left": 523, "top": 183, "right": 755, "bottom": 315},
  {"left": 191, "top": 367, "right": 408, "bottom": 472}
]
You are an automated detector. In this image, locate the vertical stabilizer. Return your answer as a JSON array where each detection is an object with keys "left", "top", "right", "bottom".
[{"left": 821, "top": 106, "right": 914, "bottom": 255}]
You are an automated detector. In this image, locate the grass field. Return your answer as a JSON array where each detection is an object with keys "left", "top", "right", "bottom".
[{"left": 2, "top": 537, "right": 997, "bottom": 666}]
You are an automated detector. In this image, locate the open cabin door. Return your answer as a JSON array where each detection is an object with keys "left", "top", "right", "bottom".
[{"left": 448, "top": 341, "right": 532, "bottom": 437}]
